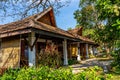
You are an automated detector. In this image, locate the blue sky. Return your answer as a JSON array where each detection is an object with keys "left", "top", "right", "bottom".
[
  {"left": 0, "top": 0, "right": 79, "bottom": 30},
  {"left": 56, "top": 0, "right": 79, "bottom": 30}
]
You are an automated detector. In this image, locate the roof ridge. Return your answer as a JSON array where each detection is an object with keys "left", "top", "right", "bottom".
[{"left": 68, "top": 27, "right": 82, "bottom": 31}]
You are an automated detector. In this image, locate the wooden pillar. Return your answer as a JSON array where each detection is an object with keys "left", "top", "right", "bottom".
[
  {"left": 19, "top": 35, "right": 21, "bottom": 68},
  {"left": 93, "top": 46, "right": 97, "bottom": 56},
  {"left": 77, "top": 43, "right": 81, "bottom": 61},
  {"left": 86, "top": 44, "right": 89, "bottom": 58},
  {"left": 95, "top": 47, "right": 98, "bottom": 55},
  {"left": 28, "top": 32, "right": 36, "bottom": 67},
  {"left": 93, "top": 46, "right": 95, "bottom": 55},
  {"left": 90, "top": 45, "right": 93, "bottom": 55},
  {"left": 0, "top": 38, "right": 2, "bottom": 59},
  {"left": 0, "top": 38, "right": 2, "bottom": 49},
  {"left": 69, "top": 44, "right": 72, "bottom": 59},
  {"left": 63, "top": 39, "right": 68, "bottom": 65}
]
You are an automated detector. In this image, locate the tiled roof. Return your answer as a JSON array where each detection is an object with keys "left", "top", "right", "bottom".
[
  {"left": 68, "top": 27, "right": 96, "bottom": 45},
  {"left": 0, "top": 7, "right": 77, "bottom": 40},
  {"left": 0, "top": 19, "right": 77, "bottom": 39},
  {"left": 68, "top": 27, "right": 82, "bottom": 34},
  {"left": 31, "top": 20, "right": 76, "bottom": 38},
  {"left": 0, "top": 19, "right": 31, "bottom": 34},
  {"left": 0, "top": 7, "right": 98, "bottom": 46},
  {"left": 0, "top": 7, "right": 53, "bottom": 33}
]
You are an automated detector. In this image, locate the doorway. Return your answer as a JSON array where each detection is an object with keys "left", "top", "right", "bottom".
[{"left": 20, "top": 40, "right": 29, "bottom": 67}]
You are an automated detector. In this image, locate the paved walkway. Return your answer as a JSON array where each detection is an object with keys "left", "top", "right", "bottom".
[{"left": 70, "top": 58, "right": 113, "bottom": 74}]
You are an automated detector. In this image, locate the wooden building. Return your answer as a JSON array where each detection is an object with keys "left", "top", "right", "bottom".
[
  {"left": 0, "top": 7, "right": 98, "bottom": 69},
  {"left": 68, "top": 27, "right": 98, "bottom": 61}
]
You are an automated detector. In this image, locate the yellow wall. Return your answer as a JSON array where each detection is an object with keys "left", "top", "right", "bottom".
[
  {"left": 0, "top": 38, "right": 20, "bottom": 68},
  {"left": 71, "top": 44, "right": 78, "bottom": 56}
]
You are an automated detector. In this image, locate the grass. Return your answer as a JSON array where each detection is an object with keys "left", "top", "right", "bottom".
[{"left": 109, "top": 68, "right": 120, "bottom": 80}]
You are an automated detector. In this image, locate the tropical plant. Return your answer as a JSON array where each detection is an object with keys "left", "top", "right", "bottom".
[
  {"left": 37, "top": 51, "right": 62, "bottom": 68},
  {"left": 0, "top": 66, "right": 113, "bottom": 80}
]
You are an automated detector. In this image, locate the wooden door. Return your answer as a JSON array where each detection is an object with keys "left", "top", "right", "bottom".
[
  {"left": 80, "top": 43, "right": 86, "bottom": 60},
  {"left": 20, "top": 40, "right": 28, "bottom": 67}
]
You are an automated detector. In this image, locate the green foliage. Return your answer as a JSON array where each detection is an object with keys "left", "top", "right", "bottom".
[
  {"left": 74, "top": 0, "right": 97, "bottom": 29},
  {"left": 37, "top": 51, "right": 62, "bottom": 68},
  {"left": 111, "top": 44, "right": 120, "bottom": 68},
  {"left": 0, "top": 67, "right": 74, "bottom": 80},
  {"left": 74, "top": 0, "right": 120, "bottom": 56},
  {"left": 83, "top": 29, "right": 95, "bottom": 38},
  {"left": 67, "top": 27, "right": 72, "bottom": 30},
  {"left": 0, "top": 66, "right": 113, "bottom": 80},
  {"left": 78, "top": 66, "right": 113, "bottom": 80},
  {"left": 0, "top": 68, "right": 7, "bottom": 75},
  {"left": 68, "top": 59, "right": 79, "bottom": 65}
]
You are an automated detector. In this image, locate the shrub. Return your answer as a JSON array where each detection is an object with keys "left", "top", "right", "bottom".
[
  {"left": 89, "top": 54, "right": 95, "bottom": 58},
  {"left": 0, "top": 68, "right": 19, "bottom": 80},
  {"left": 75, "top": 66, "right": 113, "bottom": 80},
  {"left": 111, "top": 48, "right": 120, "bottom": 69},
  {"left": 37, "top": 51, "right": 62, "bottom": 68},
  {"left": 0, "top": 66, "right": 74, "bottom": 80},
  {"left": 0, "top": 66, "right": 113, "bottom": 80},
  {"left": 68, "top": 59, "right": 79, "bottom": 65}
]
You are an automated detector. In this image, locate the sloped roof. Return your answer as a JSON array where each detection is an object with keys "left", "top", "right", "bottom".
[
  {"left": 30, "top": 7, "right": 57, "bottom": 27},
  {"left": 68, "top": 27, "right": 82, "bottom": 34},
  {"left": 68, "top": 27, "right": 97, "bottom": 45},
  {"left": 0, "top": 7, "right": 77, "bottom": 40},
  {"left": 0, "top": 7, "right": 98, "bottom": 45},
  {"left": 31, "top": 20, "right": 76, "bottom": 38}
]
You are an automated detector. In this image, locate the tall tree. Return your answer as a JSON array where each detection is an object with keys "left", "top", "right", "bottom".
[
  {"left": 74, "top": 0, "right": 98, "bottom": 29},
  {"left": 96, "top": 0, "right": 120, "bottom": 53},
  {"left": 74, "top": 0, "right": 120, "bottom": 54}
]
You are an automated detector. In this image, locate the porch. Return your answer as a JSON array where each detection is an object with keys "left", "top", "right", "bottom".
[{"left": 19, "top": 31, "right": 79, "bottom": 67}]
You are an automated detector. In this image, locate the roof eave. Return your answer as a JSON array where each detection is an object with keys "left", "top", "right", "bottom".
[
  {"left": 31, "top": 28, "right": 81, "bottom": 41},
  {"left": 0, "top": 28, "right": 32, "bottom": 38}
]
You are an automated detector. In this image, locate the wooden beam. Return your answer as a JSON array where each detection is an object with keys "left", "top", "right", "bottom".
[
  {"left": 32, "top": 28, "right": 80, "bottom": 41},
  {"left": 23, "top": 35, "right": 38, "bottom": 51}
]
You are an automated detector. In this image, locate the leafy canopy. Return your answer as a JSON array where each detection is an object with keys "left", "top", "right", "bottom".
[{"left": 74, "top": 0, "right": 120, "bottom": 53}]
